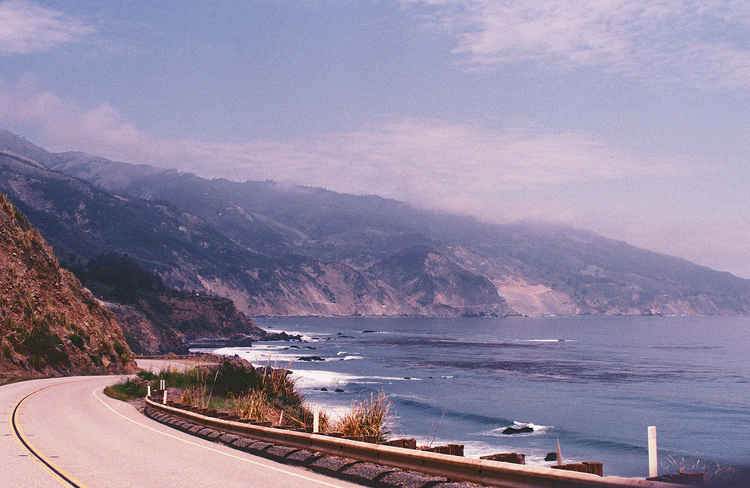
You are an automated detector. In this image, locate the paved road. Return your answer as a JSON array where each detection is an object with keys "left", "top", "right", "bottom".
[{"left": 1, "top": 375, "right": 363, "bottom": 487}]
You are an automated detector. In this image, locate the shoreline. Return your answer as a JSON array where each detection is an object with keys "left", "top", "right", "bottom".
[{"left": 199, "top": 344, "right": 560, "bottom": 466}]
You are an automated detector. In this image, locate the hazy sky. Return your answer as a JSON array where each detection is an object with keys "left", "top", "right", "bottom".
[{"left": 1, "top": 0, "right": 748, "bottom": 277}]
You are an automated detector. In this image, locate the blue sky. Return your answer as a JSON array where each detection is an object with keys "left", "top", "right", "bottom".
[{"left": 1, "top": 0, "right": 749, "bottom": 276}]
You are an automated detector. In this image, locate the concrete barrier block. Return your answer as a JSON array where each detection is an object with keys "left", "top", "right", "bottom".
[
  {"left": 284, "top": 449, "right": 322, "bottom": 465},
  {"left": 197, "top": 427, "right": 215, "bottom": 437},
  {"left": 384, "top": 438, "right": 417, "bottom": 449},
  {"left": 219, "top": 433, "right": 240, "bottom": 444},
  {"left": 231, "top": 438, "right": 252, "bottom": 450},
  {"left": 205, "top": 430, "right": 222, "bottom": 440},
  {"left": 379, "top": 470, "right": 448, "bottom": 488},
  {"left": 265, "top": 446, "right": 300, "bottom": 460},
  {"left": 418, "top": 444, "right": 464, "bottom": 456},
  {"left": 551, "top": 462, "right": 603, "bottom": 476},
  {"left": 480, "top": 452, "right": 525, "bottom": 465},
  {"left": 247, "top": 441, "right": 274, "bottom": 452},
  {"left": 340, "top": 461, "right": 397, "bottom": 482},
  {"left": 431, "top": 482, "right": 485, "bottom": 488},
  {"left": 310, "top": 456, "right": 359, "bottom": 474}
]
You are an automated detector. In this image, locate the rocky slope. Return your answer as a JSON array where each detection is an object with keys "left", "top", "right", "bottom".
[
  {"left": 72, "top": 254, "right": 271, "bottom": 354},
  {"left": 0, "top": 141, "right": 509, "bottom": 318},
  {"left": 3, "top": 129, "right": 750, "bottom": 317},
  {"left": 0, "top": 194, "right": 134, "bottom": 381}
]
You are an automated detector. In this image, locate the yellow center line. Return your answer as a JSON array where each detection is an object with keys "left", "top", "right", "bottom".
[{"left": 10, "top": 380, "right": 89, "bottom": 488}]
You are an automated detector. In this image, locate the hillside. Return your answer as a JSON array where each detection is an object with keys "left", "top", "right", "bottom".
[
  {"left": 0, "top": 194, "right": 134, "bottom": 381},
  {"left": 0, "top": 136, "right": 510, "bottom": 318},
  {"left": 72, "top": 254, "right": 272, "bottom": 354},
  {"left": 3, "top": 129, "right": 750, "bottom": 317}
]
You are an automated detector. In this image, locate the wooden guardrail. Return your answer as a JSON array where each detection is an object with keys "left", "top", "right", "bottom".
[{"left": 145, "top": 397, "right": 681, "bottom": 488}]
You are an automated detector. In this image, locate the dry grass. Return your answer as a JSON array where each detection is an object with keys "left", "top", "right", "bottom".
[
  {"left": 333, "top": 392, "right": 391, "bottom": 441},
  {"left": 258, "top": 361, "right": 300, "bottom": 405},
  {"left": 233, "top": 390, "right": 276, "bottom": 422},
  {"left": 179, "top": 367, "right": 215, "bottom": 409},
  {"left": 662, "top": 455, "right": 736, "bottom": 483}
]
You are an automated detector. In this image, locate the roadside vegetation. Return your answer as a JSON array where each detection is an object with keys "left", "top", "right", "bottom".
[
  {"left": 105, "top": 357, "right": 390, "bottom": 438},
  {"left": 333, "top": 392, "right": 391, "bottom": 441}
]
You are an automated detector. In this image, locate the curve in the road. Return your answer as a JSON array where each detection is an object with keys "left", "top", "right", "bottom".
[
  {"left": 90, "top": 388, "right": 345, "bottom": 488},
  {"left": 3, "top": 377, "right": 363, "bottom": 488},
  {"left": 11, "top": 382, "right": 88, "bottom": 488}
]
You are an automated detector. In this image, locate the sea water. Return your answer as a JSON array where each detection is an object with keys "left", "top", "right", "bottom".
[{"left": 204, "top": 316, "right": 750, "bottom": 477}]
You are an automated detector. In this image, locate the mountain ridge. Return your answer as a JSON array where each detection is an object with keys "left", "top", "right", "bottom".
[{"left": 2, "top": 129, "right": 749, "bottom": 318}]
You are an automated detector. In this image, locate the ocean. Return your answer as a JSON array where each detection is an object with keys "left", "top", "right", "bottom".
[{"left": 203, "top": 316, "right": 750, "bottom": 478}]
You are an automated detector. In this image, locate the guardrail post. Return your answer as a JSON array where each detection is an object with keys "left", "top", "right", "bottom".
[
  {"left": 648, "top": 426, "right": 658, "bottom": 478},
  {"left": 313, "top": 408, "right": 320, "bottom": 433}
]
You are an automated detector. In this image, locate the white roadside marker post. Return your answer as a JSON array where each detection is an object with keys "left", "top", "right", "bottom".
[
  {"left": 163, "top": 389, "right": 167, "bottom": 405},
  {"left": 648, "top": 426, "right": 658, "bottom": 478},
  {"left": 147, "top": 384, "right": 151, "bottom": 398},
  {"left": 313, "top": 409, "right": 320, "bottom": 433}
]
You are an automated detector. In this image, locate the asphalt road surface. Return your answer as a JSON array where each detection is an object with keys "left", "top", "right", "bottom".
[{"left": 1, "top": 375, "right": 363, "bottom": 488}]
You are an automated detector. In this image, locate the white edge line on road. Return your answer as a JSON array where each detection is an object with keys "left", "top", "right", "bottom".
[{"left": 91, "top": 389, "right": 349, "bottom": 488}]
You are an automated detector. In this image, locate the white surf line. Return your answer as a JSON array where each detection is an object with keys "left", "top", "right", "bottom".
[{"left": 91, "top": 389, "right": 348, "bottom": 488}]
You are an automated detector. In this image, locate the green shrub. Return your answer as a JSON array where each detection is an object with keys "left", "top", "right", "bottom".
[
  {"left": 113, "top": 342, "right": 128, "bottom": 359},
  {"left": 137, "top": 370, "right": 157, "bottom": 381},
  {"left": 22, "top": 323, "right": 68, "bottom": 369},
  {"left": 212, "top": 358, "right": 261, "bottom": 396},
  {"left": 13, "top": 207, "right": 31, "bottom": 231},
  {"left": 104, "top": 378, "right": 148, "bottom": 401},
  {"left": 68, "top": 334, "right": 85, "bottom": 350}
]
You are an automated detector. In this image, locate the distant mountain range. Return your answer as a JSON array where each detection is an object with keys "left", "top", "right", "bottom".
[{"left": 2, "top": 128, "right": 750, "bottom": 318}]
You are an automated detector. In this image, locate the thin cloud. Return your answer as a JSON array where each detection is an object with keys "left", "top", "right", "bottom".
[
  {"left": 7, "top": 77, "right": 746, "bottom": 275},
  {"left": 402, "top": 0, "right": 750, "bottom": 89},
  {"left": 0, "top": 77, "right": 674, "bottom": 213},
  {"left": 0, "top": 0, "right": 93, "bottom": 54}
]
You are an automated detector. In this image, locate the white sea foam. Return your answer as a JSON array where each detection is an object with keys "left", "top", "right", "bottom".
[
  {"left": 303, "top": 402, "right": 351, "bottom": 422},
  {"left": 329, "top": 355, "right": 363, "bottom": 361},
  {"left": 215, "top": 345, "right": 303, "bottom": 365},
  {"left": 289, "top": 369, "right": 359, "bottom": 388}
]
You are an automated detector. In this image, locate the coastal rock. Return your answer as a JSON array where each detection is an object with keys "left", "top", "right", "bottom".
[{"left": 502, "top": 426, "right": 534, "bottom": 435}]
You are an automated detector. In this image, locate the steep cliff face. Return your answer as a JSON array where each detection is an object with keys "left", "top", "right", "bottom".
[
  {"left": 0, "top": 195, "right": 134, "bottom": 381},
  {"left": 72, "top": 254, "right": 270, "bottom": 354}
]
